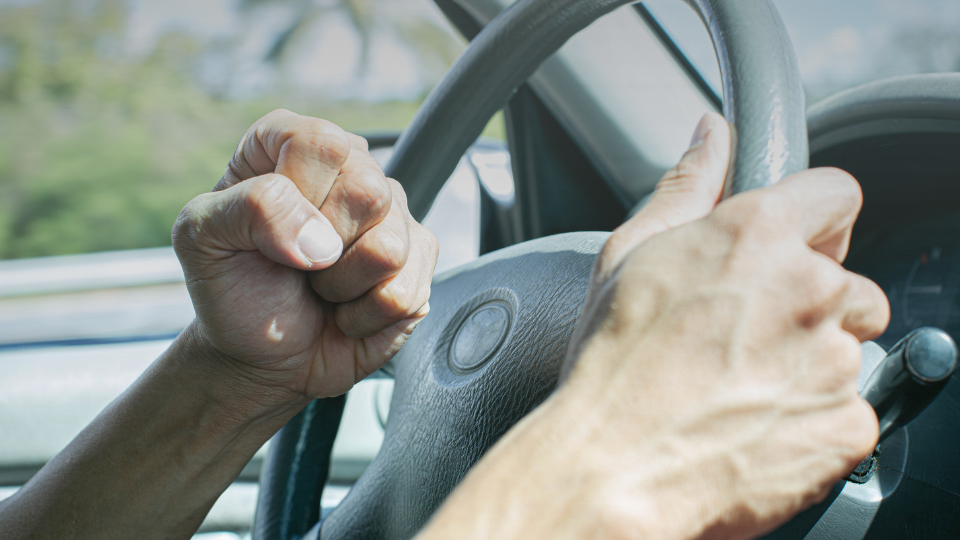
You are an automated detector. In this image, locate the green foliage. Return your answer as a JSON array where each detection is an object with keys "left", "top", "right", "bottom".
[
  {"left": 0, "top": 0, "right": 479, "bottom": 260},
  {"left": 0, "top": 0, "right": 241, "bottom": 258}
]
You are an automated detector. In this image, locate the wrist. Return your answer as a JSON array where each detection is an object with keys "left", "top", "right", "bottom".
[{"left": 168, "top": 321, "right": 312, "bottom": 432}]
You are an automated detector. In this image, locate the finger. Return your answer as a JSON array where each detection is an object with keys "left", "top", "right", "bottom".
[
  {"left": 595, "top": 112, "right": 729, "bottom": 283},
  {"left": 333, "top": 223, "right": 439, "bottom": 338},
  {"left": 351, "top": 302, "right": 431, "bottom": 380},
  {"left": 173, "top": 173, "right": 343, "bottom": 272},
  {"left": 311, "top": 184, "right": 411, "bottom": 303},
  {"left": 838, "top": 273, "right": 890, "bottom": 342},
  {"left": 216, "top": 109, "right": 351, "bottom": 209},
  {"left": 318, "top": 137, "right": 394, "bottom": 248},
  {"left": 850, "top": 397, "right": 881, "bottom": 461},
  {"left": 754, "top": 168, "right": 863, "bottom": 263}
]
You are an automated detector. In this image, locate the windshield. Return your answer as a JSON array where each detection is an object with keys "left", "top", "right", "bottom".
[{"left": 644, "top": 0, "right": 960, "bottom": 104}]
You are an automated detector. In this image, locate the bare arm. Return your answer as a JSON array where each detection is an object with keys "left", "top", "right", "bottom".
[
  {"left": 0, "top": 325, "right": 306, "bottom": 537},
  {"left": 0, "top": 110, "right": 438, "bottom": 539}
]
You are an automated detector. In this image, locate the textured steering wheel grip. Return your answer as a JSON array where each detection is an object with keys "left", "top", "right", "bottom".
[
  {"left": 254, "top": 2, "right": 809, "bottom": 540},
  {"left": 684, "top": 0, "right": 809, "bottom": 195},
  {"left": 388, "top": 0, "right": 808, "bottom": 222}
]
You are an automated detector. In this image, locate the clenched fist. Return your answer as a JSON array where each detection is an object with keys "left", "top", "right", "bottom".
[{"left": 173, "top": 109, "right": 439, "bottom": 401}]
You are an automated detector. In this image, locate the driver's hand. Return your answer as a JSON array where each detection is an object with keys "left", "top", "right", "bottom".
[
  {"left": 172, "top": 109, "right": 438, "bottom": 401},
  {"left": 418, "top": 115, "right": 889, "bottom": 540},
  {"left": 551, "top": 170, "right": 888, "bottom": 539}
]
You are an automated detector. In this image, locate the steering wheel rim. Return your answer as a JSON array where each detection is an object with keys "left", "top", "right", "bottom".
[{"left": 253, "top": 2, "right": 808, "bottom": 539}]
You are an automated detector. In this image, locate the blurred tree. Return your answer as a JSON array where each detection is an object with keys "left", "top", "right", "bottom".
[
  {"left": 0, "top": 0, "right": 479, "bottom": 260},
  {"left": 240, "top": 0, "right": 462, "bottom": 82}
]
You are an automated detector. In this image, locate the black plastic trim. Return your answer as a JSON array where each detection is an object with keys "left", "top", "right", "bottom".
[{"left": 0, "top": 333, "right": 181, "bottom": 352}]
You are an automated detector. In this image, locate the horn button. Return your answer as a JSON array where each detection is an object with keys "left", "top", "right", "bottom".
[{"left": 449, "top": 302, "right": 512, "bottom": 374}]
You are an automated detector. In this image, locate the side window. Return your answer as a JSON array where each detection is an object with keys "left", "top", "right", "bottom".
[
  {"left": 0, "top": 0, "right": 480, "bottom": 262},
  {"left": 0, "top": 1, "right": 503, "bottom": 536}
]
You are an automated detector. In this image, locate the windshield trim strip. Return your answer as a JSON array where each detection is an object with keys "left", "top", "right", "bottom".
[{"left": 634, "top": 3, "right": 722, "bottom": 110}]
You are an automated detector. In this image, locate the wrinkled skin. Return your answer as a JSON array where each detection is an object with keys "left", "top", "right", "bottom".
[
  {"left": 419, "top": 113, "right": 889, "bottom": 540},
  {"left": 0, "top": 110, "right": 439, "bottom": 540},
  {"left": 173, "top": 109, "right": 439, "bottom": 402},
  {"left": 0, "top": 111, "right": 888, "bottom": 540}
]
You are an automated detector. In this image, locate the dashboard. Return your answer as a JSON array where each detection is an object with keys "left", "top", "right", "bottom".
[
  {"left": 812, "top": 130, "right": 960, "bottom": 352},
  {"left": 846, "top": 211, "right": 960, "bottom": 350},
  {"left": 809, "top": 123, "right": 960, "bottom": 352},
  {"left": 795, "top": 74, "right": 960, "bottom": 538}
]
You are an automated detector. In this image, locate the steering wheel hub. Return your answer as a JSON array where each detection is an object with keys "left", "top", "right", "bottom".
[{"left": 450, "top": 302, "right": 512, "bottom": 374}]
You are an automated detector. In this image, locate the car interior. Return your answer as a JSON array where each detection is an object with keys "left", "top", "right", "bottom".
[{"left": 1, "top": 0, "right": 959, "bottom": 539}]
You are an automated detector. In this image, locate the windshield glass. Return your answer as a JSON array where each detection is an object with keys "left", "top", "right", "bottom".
[{"left": 644, "top": 0, "right": 960, "bottom": 104}]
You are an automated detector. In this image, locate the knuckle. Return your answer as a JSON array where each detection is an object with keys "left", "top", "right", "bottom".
[
  {"left": 597, "top": 233, "right": 628, "bottom": 274},
  {"left": 262, "top": 113, "right": 351, "bottom": 168},
  {"left": 794, "top": 263, "right": 848, "bottom": 327},
  {"left": 387, "top": 177, "right": 409, "bottom": 209},
  {"left": 713, "top": 191, "right": 781, "bottom": 243},
  {"left": 171, "top": 194, "right": 212, "bottom": 249},
  {"left": 293, "top": 128, "right": 350, "bottom": 168},
  {"left": 378, "top": 279, "right": 420, "bottom": 320},
  {"left": 348, "top": 132, "right": 370, "bottom": 151},
  {"left": 359, "top": 226, "right": 409, "bottom": 276},
  {"left": 738, "top": 191, "right": 782, "bottom": 232},
  {"left": 412, "top": 225, "right": 440, "bottom": 268},
  {"left": 258, "top": 109, "right": 295, "bottom": 128},
  {"left": 806, "top": 261, "right": 848, "bottom": 300},
  {"left": 420, "top": 225, "right": 440, "bottom": 260},
  {"left": 345, "top": 170, "right": 392, "bottom": 219},
  {"left": 265, "top": 108, "right": 293, "bottom": 118},
  {"left": 243, "top": 174, "right": 299, "bottom": 225}
]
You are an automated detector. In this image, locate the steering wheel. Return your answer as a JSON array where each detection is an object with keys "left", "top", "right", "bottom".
[{"left": 252, "top": 1, "right": 808, "bottom": 539}]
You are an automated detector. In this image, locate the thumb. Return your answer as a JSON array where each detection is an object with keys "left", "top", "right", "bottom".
[
  {"left": 593, "top": 112, "right": 730, "bottom": 282},
  {"left": 636, "top": 111, "right": 730, "bottom": 232},
  {"left": 173, "top": 173, "right": 344, "bottom": 273}
]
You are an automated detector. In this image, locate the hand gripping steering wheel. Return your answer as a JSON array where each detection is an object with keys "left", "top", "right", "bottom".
[{"left": 252, "top": 1, "right": 808, "bottom": 539}]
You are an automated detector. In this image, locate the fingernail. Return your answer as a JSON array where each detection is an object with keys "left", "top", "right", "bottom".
[
  {"left": 689, "top": 112, "right": 719, "bottom": 148},
  {"left": 297, "top": 218, "right": 343, "bottom": 266}
]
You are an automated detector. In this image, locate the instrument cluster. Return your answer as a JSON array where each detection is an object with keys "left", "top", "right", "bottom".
[{"left": 846, "top": 212, "right": 960, "bottom": 350}]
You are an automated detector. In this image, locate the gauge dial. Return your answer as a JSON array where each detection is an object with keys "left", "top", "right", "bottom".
[{"left": 846, "top": 214, "right": 960, "bottom": 349}]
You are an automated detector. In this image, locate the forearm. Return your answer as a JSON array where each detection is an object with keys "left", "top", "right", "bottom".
[
  {"left": 0, "top": 322, "right": 309, "bottom": 540},
  {"left": 416, "top": 388, "right": 730, "bottom": 540}
]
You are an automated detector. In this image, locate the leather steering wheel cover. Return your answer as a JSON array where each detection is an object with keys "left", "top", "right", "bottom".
[
  {"left": 684, "top": 0, "right": 809, "bottom": 196},
  {"left": 254, "top": 1, "right": 809, "bottom": 539}
]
